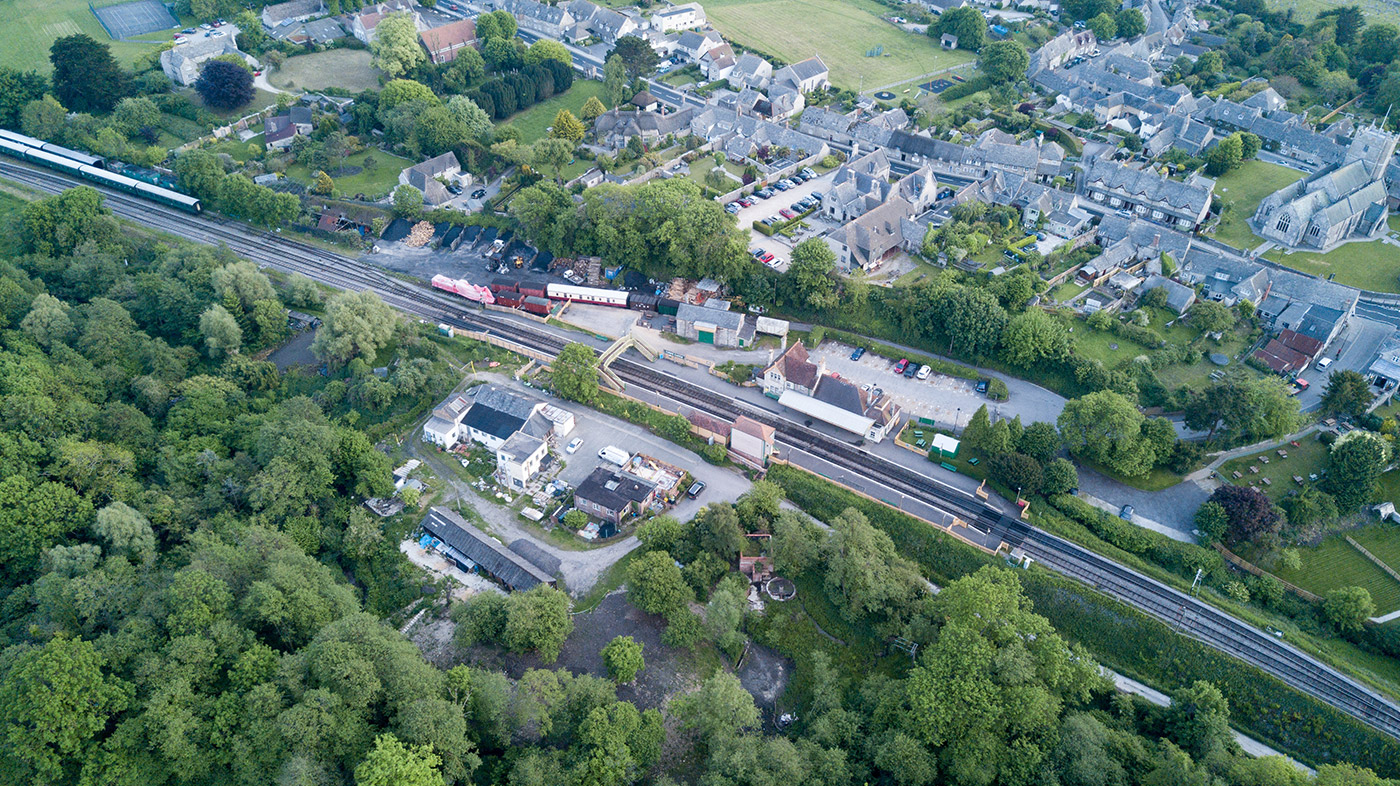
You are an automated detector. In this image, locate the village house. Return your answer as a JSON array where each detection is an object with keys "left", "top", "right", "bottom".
[
  {"left": 161, "top": 24, "right": 245, "bottom": 86},
  {"left": 419, "top": 18, "right": 477, "bottom": 64},
  {"left": 1077, "top": 156, "right": 1214, "bottom": 230},
  {"left": 422, "top": 384, "right": 574, "bottom": 451},
  {"left": 673, "top": 29, "right": 724, "bottom": 61},
  {"left": 574, "top": 466, "right": 657, "bottom": 524},
  {"left": 652, "top": 2, "right": 706, "bottom": 31},
  {"left": 493, "top": 0, "right": 576, "bottom": 38},
  {"left": 263, "top": 106, "right": 313, "bottom": 150},
  {"left": 495, "top": 431, "right": 549, "bottom": 490},
  {"left": 350, "top": 0, "right": 424, "bottom": 43},
  {"left": 399, "top": 151, "right": 467, "bottom": 207},
  {"left": 771, "top": 55, "right": 829, "bottom": 93},
  {"left": 762, "top": 341, "right": 825, "bottom": 398},
  {"left": 261, "top": 0, "right": 325, "bottom": 29}
]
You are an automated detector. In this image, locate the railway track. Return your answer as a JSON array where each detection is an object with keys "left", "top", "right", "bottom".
[{"left": 9, "top": 161, "right": 1400, "bottom": 743}]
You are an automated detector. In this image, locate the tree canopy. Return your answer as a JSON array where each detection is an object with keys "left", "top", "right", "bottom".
[{"left": 195, "top": 60, "right": 255, "bottom": 111}]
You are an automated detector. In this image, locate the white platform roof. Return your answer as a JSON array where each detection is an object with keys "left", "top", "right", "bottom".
[{"left": 777, "top": 390, "right": 873, "bottom": 436}]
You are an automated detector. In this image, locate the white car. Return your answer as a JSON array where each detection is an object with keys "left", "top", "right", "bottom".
[
  {"left": 566, "top": 438, "right": 583, "bottom": 454},
  {"left": 916, "top": 365, "right": 932, "bottom": 380}
]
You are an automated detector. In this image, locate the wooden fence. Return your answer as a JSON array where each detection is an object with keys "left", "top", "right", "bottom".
[{"left": 1214, "top": 543, "right": 1321, "bottom": 602}]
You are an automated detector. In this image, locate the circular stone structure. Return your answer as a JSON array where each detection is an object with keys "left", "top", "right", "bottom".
[
  {"left": 1210, "top": 352, "right": 1230, "bottom": 366},
  {"left": 765, "top": 577, "right": 796, "bottom": 601},
  {"left": 874, "top": 91, "right": 896, "bottom": 101}
]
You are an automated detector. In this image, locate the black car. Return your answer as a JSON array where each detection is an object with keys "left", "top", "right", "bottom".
[
  {"left": 471, "top": 189, "right": 487, "bottom": 199},
  {"left": 446, "top": 183, "right": 463, "bottom": 195},
  {"left": 687, "top": 480, "right": 707, "bottom": 499},
  {"left": 975, "top": 380, "right": 989, "bottom": 394},
  {"left": 903, "top": 363, "right": 918, "bottom": 378}
]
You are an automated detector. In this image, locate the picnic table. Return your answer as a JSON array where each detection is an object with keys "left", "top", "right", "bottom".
[
  {"left": 1278, "top": 449, "right": 1288, "bottom": 458},
  {"left": 916, "top": 439, "right": 926, "bottom": 448},
  {"left": 1260, "top": 456, "right": 1269, "bottom": 464},
  {"left": 1262, "top": 477, "right": 1271, "bottom": 486},
  {"left": 1294, "top": 475, "right": 1305, "bottom": 485},
  {"left": 1249, "top": 465, "right": 1259, "bottom": 474},
  {"left": 1232, "top": 471, "right": 1243, "bottom": 479}
]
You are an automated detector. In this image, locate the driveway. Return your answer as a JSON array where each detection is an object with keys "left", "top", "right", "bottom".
[{"left": 810, "top": 341, "right": 1069, "bottom": 429}]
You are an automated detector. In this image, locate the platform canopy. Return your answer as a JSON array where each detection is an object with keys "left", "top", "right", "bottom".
[{"left": 777, "top": 390, "right": 873, "bottom": 437}]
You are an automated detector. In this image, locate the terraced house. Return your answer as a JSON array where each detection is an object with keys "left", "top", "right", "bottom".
[{"left": 1077, "top": 156, "right": 1214, "bottom": 230}]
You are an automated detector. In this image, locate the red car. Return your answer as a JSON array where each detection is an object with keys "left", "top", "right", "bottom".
[
  {"left": 779, "top": 209, "right": 796, "bottom": 219},
  {"left": 758, "top": 252, "right": 775, "bottom": 264},
  {"left": 893, "top": 359, "right": 909, "bottom": 374}
]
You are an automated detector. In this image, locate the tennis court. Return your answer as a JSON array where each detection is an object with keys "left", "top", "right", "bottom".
[{"left": 92, "top": 0, "right": 178, "bottom": 40}]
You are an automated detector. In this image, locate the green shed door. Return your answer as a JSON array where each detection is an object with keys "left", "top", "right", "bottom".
[{"left": 698, "top": 329, "right": 715, "bottom": 344}]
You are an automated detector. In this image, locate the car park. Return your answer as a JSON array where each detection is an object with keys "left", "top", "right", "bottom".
[
  {"left": 566, "top": 438, "right": 583, "bottom": 454},
  {"left": 916, "top": 365, "right": 931, "bottom": 380},
  {"left": 893, "top": 359, "right": 909, "bottom": 374}
]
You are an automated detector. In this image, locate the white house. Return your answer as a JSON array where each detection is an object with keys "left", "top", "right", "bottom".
[
  {"left": 674, "top": 28, "right": 722, "bottom": 61},
  {"left": 771, "top": 55, "right": 829, "bottom": 93},
  {"left": 496, "top": 432, "right": 549, "bottom": 490},
  {"left": 422, "top": 384, "right": 560, "bottom": 451},
  {"left": 652, "top": 2, "right": 706, "bottom": 31}
]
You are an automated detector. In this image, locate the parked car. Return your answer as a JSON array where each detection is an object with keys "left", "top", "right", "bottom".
[
  {"left": 774, "top": 181, "right": 791, "bottom": 191},
  {"left": 446, "top": 183, "right": 463, "bottom": 195},
  {"left": 810, "top": 190, "right": 824, "bottom": 200},
  {"left": 916, "top": 365, "right": 931, "bottom": 380},
  {"left": 975, "top": 380, "right": 989, "bottom": 394},
  {"left": 566, "top": 438, "right": 583, "bottom": 454},
  {"left": 757, "top": 188, "right": 774, "bottom": 198},
  {"left": 903, "top": 363, "right": 918, "bottom": 378},
  {"left": 471, "top": 189, "right": 487, "bottom": 199},
  {"left": 801, "top": 167, "right": 816, "bottom": 178},
  {"left": 850, "top": 347, "right": 865, "bottom": 360},
  {"left": 1317, "top": 357, "right": 1334, "bottom": 370},
  {"left": 893, "top": 359, "right": 909, "bottom": 374},
  {"left": 779, "top": 209, "right": 795, "bottom": 219},
  {"left": 725, "top": 203, "right": 740, "bottom": 214},
  {"left": 752, "top": 247, "right": 766, "bottom": 258},
  {"left": 1118, "top": 504, "right": 1134, "bottom": 520},
  {"left": 758, "top": 252, "right": 775, "bottom": 264},
  {"left": 687, "top": 480, "right": 707, "bottom": 499},
  {"left": 1115, "top": 208, "right": 1132, "bottom": 218}
]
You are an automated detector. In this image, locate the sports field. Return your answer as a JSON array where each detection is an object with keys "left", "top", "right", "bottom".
[
  {"left": 0, "top": 0, "right": 170, "bottom": 73},
  {"left": 269, "top": 49, "right": 383, "bottom": 94},
  {"left": 704, "top": 0, "right": 975, "bottom": 92}
]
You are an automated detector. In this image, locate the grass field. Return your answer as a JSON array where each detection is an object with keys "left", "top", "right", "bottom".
[
  {"left": 269, "top": 49, "right": 382, "bottom": 94},
  {"left": 1221, "top": 433, "right": 1330, "bottom": 502},
  {"left": 182, "top": 86, "right": 282, "bottom": 121},
  {"left": 1265, "top": 238, "right": 1400, "bottom": 294},
  {"left": 1211, "top": 160, "right": 1303, "bottom": 252},
  {"left": 1071, "top": 324, "right": 1152, "bottom": 367},
  {"left": 286, "top": 148, "right": 411, "bottom": 200},
  {"left": 1268, "top": 0, "right": 1400, "bottom": 26},
  {"left": 504, "top": 80, "right": 606, "bottom": 145},
  {"left": 704, "top": 0, "right": 975, "bottom": 91},
  {"left": 1263, "top": 532, "right": 1400, "bottom": 614},
  {"left": 0, "top": 0, "right": 173, "bottom": 72}
]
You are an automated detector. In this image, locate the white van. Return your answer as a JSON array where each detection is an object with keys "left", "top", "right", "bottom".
[
  {"left": 598, "top": 446, "right": 630, "bottom": 466},
  {"left": 1317, "top": 357, "right": 1333, "bottom": 371}
]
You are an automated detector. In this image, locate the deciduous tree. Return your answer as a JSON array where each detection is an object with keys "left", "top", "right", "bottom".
[
  {"left": 311, "top": 290, "right": 398, "bottom": 366},
  {"left": 1208, "top": 484, "right": 1280, "bottom": 542},
  {"left": 1324, "top": 586, "right": 1376, "bottom": 634},
  {"left": 935, "top": 7, "right": 987, "bottom": 49},
  {"left": 602, "top": 635, "right": 645, "bottom": 683},
  {"left": 608, "top": 35, "right": 660, "bottom": 79},
  {"left": 603, "top": 54, "right": 630, "bottom": 107},
  {"left": 980, "top": 41, "right": 1030, "bottom": 84},
  {"left": 196, "top": 60, "right": 255, "bottom": 111},
  {"left": 1326, "top": 430, "right": 1390, "bottom": 511},
  {"left": 370, "top": 14, "right": 427, "bottom": 77},
  {"left": 626, "top": 550, "right": 691, "bottom": 615},
  {"left": 503, "top": 585, "right": 573, "bottom": 663},
  {"left": 1002, "top": 310, "right": 1070, "bottom": 367},
  {"left": 1166, "top": 681, "right": 1232, "bottom": 758},
  {"left": 199, "top": 304, "right": 243, "bottom": 358},
  {"left": 355, "top": 734, "right": 443, "bottom": 786},
  {"left": 1114, "top": 7, "right": 1146, "bottom": 38},
  {"left": 552, "top": 342, "right": 600, "bottom": 403},
  {"left": 50, "top": 34, "right": 126, "bottom": 113}
]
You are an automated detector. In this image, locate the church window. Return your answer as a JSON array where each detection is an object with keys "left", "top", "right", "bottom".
[
  {"left": 1275, "top": 214, "right": 1291, "bottom": 233},
  {"left": 1307, "top": 224, "right": 1321, "bottom": 238}
]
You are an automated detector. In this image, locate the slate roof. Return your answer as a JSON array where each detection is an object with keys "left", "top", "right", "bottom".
[
  {"left": 461, "top": 384, "right": 543, "bottom": 440},
  {"left": 676, "top": 302, "right": 745, "bottom": 332},
  {"left": 1140, "top": 274, "right": 1195, "bottom": 313},
  {"left": 421, "top": 507, "right": 556, "bottom": 590},
  {"left": 813, "top": 375, "right": 864, "bottom": 415},
  {"left": 576, "top": 466, "right": 656, "bottom": 513},
  {"left": 263, "top": 0, "right": 325, "bottom": 24},
  {"left": 767, "top": 341, "right": 819, "bottom": 389},
  {"left": 1080, "top": 158, "right": 1212, "bottom": 216}
]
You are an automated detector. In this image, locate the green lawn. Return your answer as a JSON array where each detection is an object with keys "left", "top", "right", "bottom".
[
  {"left": 1048, "top": 280, "right": 1088, "bottom": 302},
  {"left": 504, "top": 80, "right": 606, "bottom": 145},
  {"left": 1211, "top": 160, "right": 1303, "bottom": 252},
  {"left": 0, "top": 0, "right": 173, "bottom": 73},
  {"left": 1257, "top": 532, "right": 1400, "bottom": 615},
  {"left": 704, "top": 0, "right": 974, "bottom": 91},
  {"left": 183, "top": 86, "right": 282, "bottom": 122},
  {"left": 285, "top": 148, "right": 412, "bottom": 200},
  {"left": 1220, "top": 433, "right": 1330, "bottom": 503},
  {"left": 1265, "top": 238, "right": 1400, "bottom": 294},
  {"left": 1070, "top": 323, "right": 1152, "bottom": 367},
  {"left": 1266, "top": 0, "right": 1400, "bottom": 27},
  {"left": 268, "top": 49, "right": 382, "bottom": 93}
]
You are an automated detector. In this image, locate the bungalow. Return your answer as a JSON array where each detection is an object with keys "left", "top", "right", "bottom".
[
  {"left": 419, "top": 18, "right": 477, "bottom": 64},
  {"left": 1139, "top": 274, "right": 1196, "bottom": 314},
  {"left": 574, "top": 466, "right": 657, "bottom": 524}
]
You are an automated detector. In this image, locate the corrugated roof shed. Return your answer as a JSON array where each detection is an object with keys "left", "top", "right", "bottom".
[{"left": 421, "top": 507, "right": 556, "bottom": 590}]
